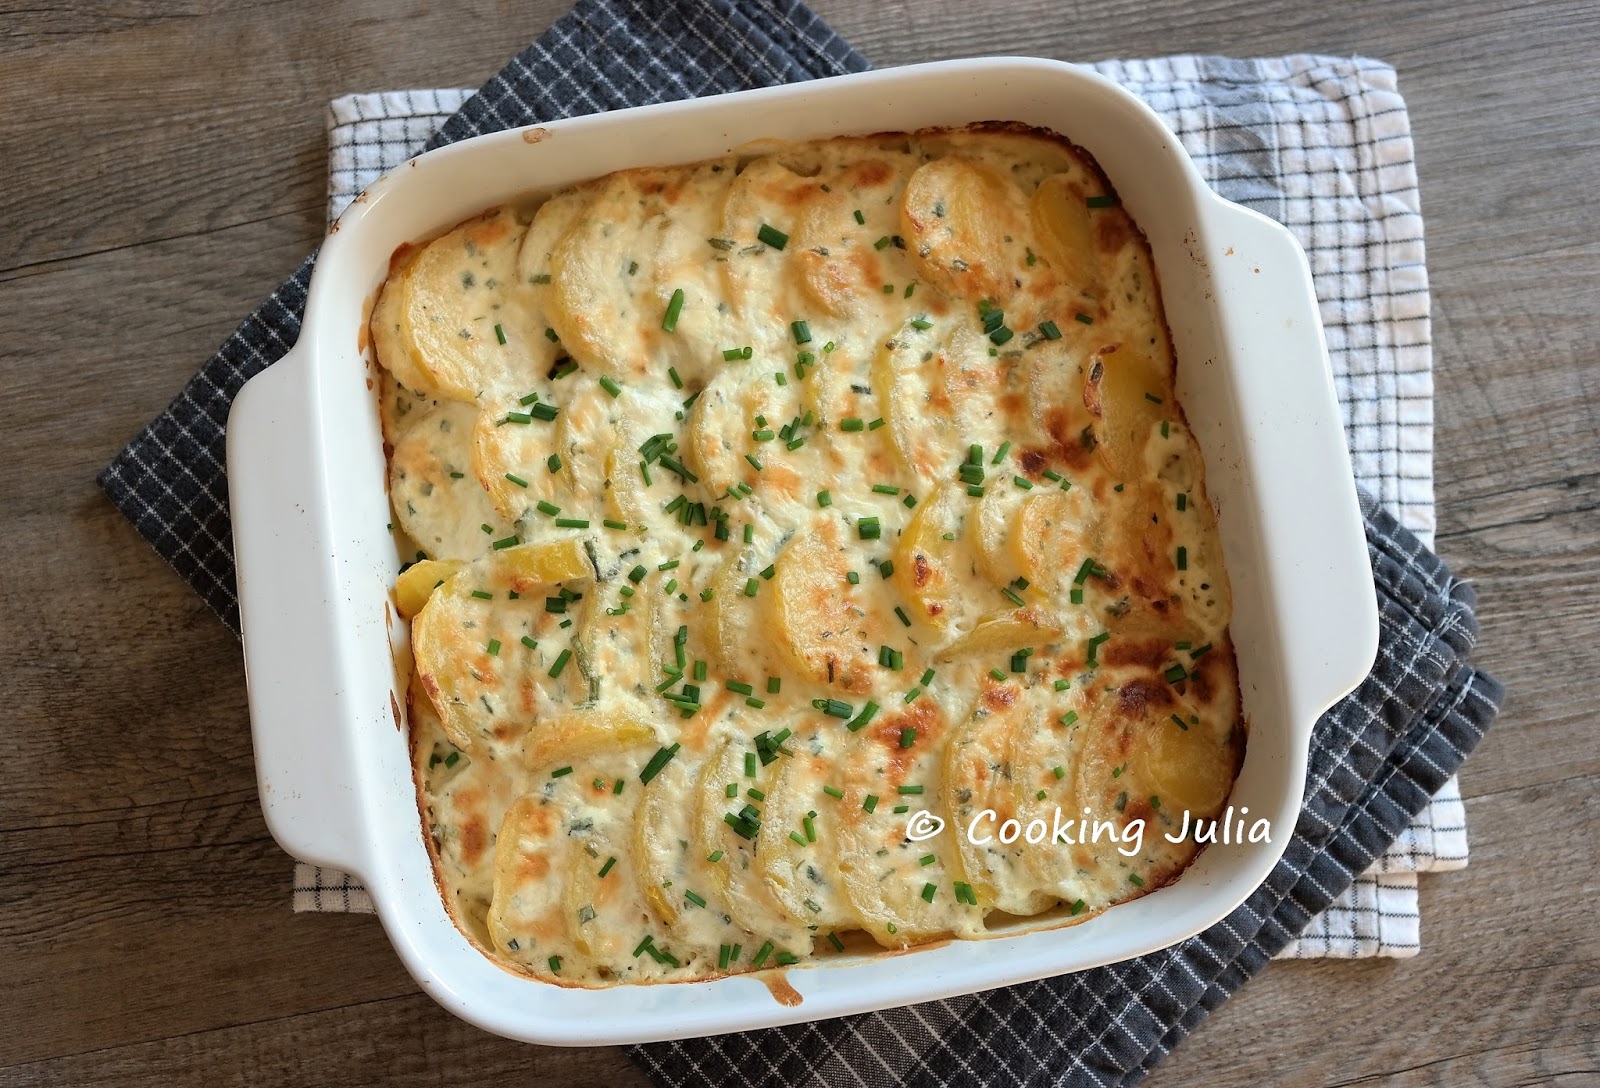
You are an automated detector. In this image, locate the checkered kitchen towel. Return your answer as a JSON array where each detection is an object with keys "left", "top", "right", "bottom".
[{"left": 97, "top": 0, "right": 1502, "bottom": 1082}]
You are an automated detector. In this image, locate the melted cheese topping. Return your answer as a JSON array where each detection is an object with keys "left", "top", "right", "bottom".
[{"left": 376, "top": 127, "right": 1244, "bottom": 988}]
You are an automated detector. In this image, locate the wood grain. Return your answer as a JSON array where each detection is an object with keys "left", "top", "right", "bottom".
[{"left": 1, "top": 0, "right": 1596, "bottom": 1083}]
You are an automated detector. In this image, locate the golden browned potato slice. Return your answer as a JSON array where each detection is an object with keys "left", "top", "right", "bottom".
[
  {"left": 766, "top": 519, "right": 880, "bottom": 694},
  {"left": 834, "top": 699, "right": 984, "bottom": 947},
  {"left": 1030, "top": 173, "right": 1100, "bottom": 294},
  {"left": 900, "top": 157, "right": 1032, "bottom": 305},
  {"left": 1082, "top": 343, "right": 1173, "bottom": 481},
  {"left": 390, "top": 401, "right": 514, "bottom": 561},
  {"left": 691, "top": 735, "right": 812, "bottom": 956},
  {"left": 943, "top": 682, "right": 1056, "bottom": 915},
  {"left": 935, "top": 608, "right": 1063, "bottom": 662},
  {"left": 391, "top": 207, "right": 556, "bottom": 403},
  {"left": 754, "top": 727, "right": 864, "bottom": 930},
  {"left": 395, "top": 559, "right": 466, "bottom": 619}
]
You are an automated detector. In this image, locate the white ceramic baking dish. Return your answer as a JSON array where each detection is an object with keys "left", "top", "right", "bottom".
[{"left": 227, "top": 57, "right": 1377, "bottom": 1046}]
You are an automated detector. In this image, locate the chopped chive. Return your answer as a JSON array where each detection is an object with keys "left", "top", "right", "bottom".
[
  {"left": 519, "top": 392, "right": 540, "bottom": 406},
  {"left": 757, "top": 223, "right": 789, "bottom": 249},
  {"left": 598, "top": 856, "right": 616, "bottom": 877},
  {"left": 1076, "top": 312, "right": 1094, "bottom": 325},
  {"left": 853, "top": 209, "right": 865, "bottom": 224},
  {"left": 895, "top": 606, "right": 911, "bottom": 627},
  {"left": 547, "top": 649, "right": 572, "bottom": 678},
  {"left": 903, "top": 686, "right": 922, "bottom": 703},
  {"left": 910, "top": 317, "right": 933, "bottom": 330},
  {"left": 921, "top": 883, "right": 936, "bottom": 903},
  {"left": 874, "top": 235, "right": 891, "bottom": 250},
  {"left": 872, "top": 483, "right": 901, "bottom": 495},
  {"left": 868, "top": 417, "right": 886, "bottom": 430},
  {"left": 662, "top": 288, "right": 686, "bottom": 331},
  {"left": 1165, "top": 664, "right": 1189, "bottom": 684},
  {"left": 598, "top": 375, "right": 622, "bottom": 398},
  {"left": 847, "top": 701, "right": 879, "bottom": 731},
  {"left": 1177, "top": 492, "right": 1188, "bottom": 512},
  {"left": 1054, "top": 678, "right": 1070, "bottom": 692},
  {"left": 817, "top": 490, "right": 833, "bottom": 507},
  {"left": 899, "top": 727, "right": 917, "bottom": 749},
  {"left": 1087, "top": 194, "right": 1119, "bottom": 208},
  {"left": 536, "top": 499, "right": 561, "bottom": 517},
  {"left": 803, "top": 814, "right": 816, "bottom": 842},
  {"left": 1038, "top": 319, "right": 1062, "bottom": 340},
  {"left": 814, "top": 698, "right": 854, "bottom": 720},
  {"left": 857, "top": 516, "right": 881, "bottom": 540},
  {"left": 751, "top": 941, "right": 775, "bottom": 969},
  {"left": 1177, "top": 545, "right": 1188, "bottom": 570},
  {"left": 1129, "top": 873, "right": 1145, "bottom": 887},
  {"left": 1190, "top": 643, "right": 1213, "bottom": 660},
  {"left": 684, "top": 889, "right": 707, "bottom": 908},
  {"left": 1145, "top": 392, "right": 1164, "bottom": 404},
  {"left": 639, "top": 743, "right": 681, "bottom": 784},
  {"left": 504, "top": 473, "right": 529, "bottom": 488},
  {"left": 708, "top": 849, "right": 725, "bottom": 863},
  {"left": 668, "top": 365, "right": 684, "bottom": 389},
  {"left": 743, "top": 578, "right": 759, "bottom": 597},
  {"left": 486, "top": 639, "right": 502, "bottom": 656},
  {"left": 1013, "top": 475, "right": 1034, "bottom": 490},
  {"left": 863, "top": 794, "right": 879, "bottom": 814},
  {"left": 529, "top": 402, "right": 558, "bottom": 421},
  {"left": 521, "top": 636, "right": 538, "bottom": 649},
  {"left": 840, "top": 417, "right": 865, "bottom": 432},
  {"left": 554, "top": 518, "right": 590, "bottom": 529},
  {"left": 491, "top": 535, "right": 520, "bottom": 550},
  {"left": 470, "top": 590, "right": 493, "bottom": 601},
  {"left": 1087, "top": 631, "right": 1111, "bottom": 667},
  {"left": 989, "top": 667, "right": 1007, "bottom": 681},
  {"left": 791, "top": 319, "right": 812, "bottom": 344},
  {"left": 897, "top": 784, "right": 924, "bottom": 796},
  {"left": 823, "top": 784, "right": 845, "bottom": 800},
  {"left": 1060, "top": 710, "right": 1079, "bottom": 727}
]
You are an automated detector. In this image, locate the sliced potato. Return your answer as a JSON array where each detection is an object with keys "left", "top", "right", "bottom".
[
  {"left": 691, "top": 736, "right": 812, "bottom": 954},
  {"left": 395, "top": 558, "right": 465, "bottom": 618},
  {"left": 497, "top": 537, "right": 594, "bottom": 586},
  {"left": 834, "top": 699, "right": 984, "bottom": 946},
  {"left": 634, "top": 745, "right": 755, "bottom": 966},
  {"left": 519, "top": 708, "right": 656, "bottom": 774},
  {"left": 397, "top": 207, "right": 555, "bottom": 402},
  {"left": 1030, "top": 173, "right": 1100, "bottom": 292},
  {"left": 891, "top": 481, "right": 1000, "bottom": 639},
  {"left": 550, "top": 161, "right": 734, "bottom": 384},
  {"left": 944, "top": 683, "right": 1056, "bottom": 915},
  {"left": 766, "top": 520, "right": 879, "bottom": 694},
  {"left": 900, "top": 157, "right": 1031, "bottom": 304},
  {"left": 935, "top": 609, "right": 1063, "bottom": 662},
  {"left": 1083, "top": 344, "right": 1172, "bottom": 480},
  {"left": 412, "top": 548, "right": 596, "bottom": 748},
  {"left": 755, "top": 734, "right": 863, "bottom": 929},
  {"left": 391, "top": 401, "right": 513, "bottom": 560}
]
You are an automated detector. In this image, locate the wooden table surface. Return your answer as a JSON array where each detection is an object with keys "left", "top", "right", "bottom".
[{"left": 3, "top": 1, "right": 1597, "bottom": 1084}]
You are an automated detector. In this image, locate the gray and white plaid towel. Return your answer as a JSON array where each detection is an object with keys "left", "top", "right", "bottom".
[{"left": 98, "top": 1, "right": 1502, "bottom": 1083}]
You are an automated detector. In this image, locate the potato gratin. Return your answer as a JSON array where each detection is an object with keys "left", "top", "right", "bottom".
[{"left": 371, "top": 126, "right": 1243, "bottom": 987}]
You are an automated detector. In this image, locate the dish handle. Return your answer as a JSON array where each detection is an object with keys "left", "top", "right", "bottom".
[
  {"left": 1203, "top": 196, "right": 1381, "bottom": 725},
  {"left": 227, "top": 346, "right": 371, "bottom": 879}
]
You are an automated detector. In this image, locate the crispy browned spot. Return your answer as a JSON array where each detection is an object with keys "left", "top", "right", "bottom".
[
  {"left": 1103, "top": 638, "right": 1170, "bottom": 671},
  {"left": 982, "top": 684, "right": 1017, "bottom": 712},
  {"left": 1117, "top": 678, "right": 1173, "bottom": 719},
  {"left": 912, "top": 553, "right": 933, "bottom": 588},
  {"left": 1019, "top": 448, "right": 1047, "bottom": 475}
]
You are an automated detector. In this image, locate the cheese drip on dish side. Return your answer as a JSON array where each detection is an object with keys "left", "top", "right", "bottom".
[{"left": 374, "top": 126, "right": 1244, "bottom": 988}]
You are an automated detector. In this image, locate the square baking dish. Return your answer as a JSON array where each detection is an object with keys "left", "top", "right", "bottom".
[{"left": 227, "top": 57, "right": 1377, "bottom": 1045}]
